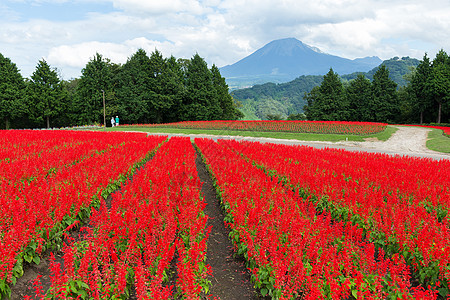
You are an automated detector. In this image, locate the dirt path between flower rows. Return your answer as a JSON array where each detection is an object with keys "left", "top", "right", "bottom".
[{"left": 195, "top": 149, "right": 263, "bottom": 300}]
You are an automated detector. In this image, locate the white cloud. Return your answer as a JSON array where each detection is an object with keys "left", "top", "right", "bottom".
[
  {"left": 212, "top": 0, "right": 450, "bottom": 60},
  {"left": 46, "top": 38, "right": 176, "bottom": 68},
  {"left": 303, "top": 1, "right": 450, "bottom": 59},
  {"left": 1, "top": 0, "right": 450, "bottom": 79},
  {"left": 111, "top": 0, "right": 207, "bottom": 15}
]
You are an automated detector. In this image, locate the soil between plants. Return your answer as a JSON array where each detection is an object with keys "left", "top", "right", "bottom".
[
  {"left": 195, "top": 148, "right": 263, "bottom": 300},
  {"left": 9, "top": 226, "right": 84, "bottom": 299}
]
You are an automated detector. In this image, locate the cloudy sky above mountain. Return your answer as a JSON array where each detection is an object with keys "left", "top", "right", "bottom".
[{"left": 1, "top": 0, "right": 449, "bottom": 79}]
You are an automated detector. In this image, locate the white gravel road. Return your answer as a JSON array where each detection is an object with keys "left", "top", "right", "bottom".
[{"left": 340, "top": 126, "right": 433, "bottom": 153}]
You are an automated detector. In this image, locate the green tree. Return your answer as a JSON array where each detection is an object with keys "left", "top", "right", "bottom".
[
  {"left": 76, "top": 53, "right": 117, "bottom": 125},
  {"left": 177, "top": 58, "right": 190, "bottom": 74},
  {"left": 409, "top": 54, "right": 433, "bottom": 124},
  {"left": 346, "top": 73, "right": 372, "bottom": 121},
  {"left": 116, "top": 49, "right": 152, "bottom": 124},
  {"left": 181, "top": 54, "right": 222, "bottom": 120},
  {"left": 117, "top": 49, "right": 185, "bottom": 124},
  {"left": 62, "top": 78, "right": 81, "bottom": 126},
  {"left": 397, "top": 86, "right": 415, "bottom": 124},
  {"left": 0, "top": 53, "right": 26, "bottom": 129},
  {"left": 303, "top": 86, "right": 321, "bottom": 120},
  {"left": 287, "top": 113, "right": 306, "bottom": 120},
  {"left": 27, "top": 59, "right": 66, "bottom": 128},
  {"left": 319, "top": 68, "right": 348, "bottom": 120},
  {"left": 266, "top": 113, "right": 284, "bottom": 120},
  {"left": 303, "top": 69, "right": 347, "bottom": 121},
  {"left": 371, "top": 65, "right": 399, "bottom": 123},
  {"left": 181, "top": 54, "right": 214, "bottom": 121},
  {"left": 147, "top": 50, "right": 175, "bottom": 123},
  {"left": 159, "top": 55, "right": 185, "bottom": 123},
  {"left": 428, "top": 49, "right": 450, "bottom": 124},
  {"left": 211, "top": 64, "right": 242, "bottom": 120}
]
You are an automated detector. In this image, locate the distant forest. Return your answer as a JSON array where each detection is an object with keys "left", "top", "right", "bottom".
[
  {"left": 1, "top": 49, "right": 449, "bottom": 128},
  {"left": 0, "top": 50, "right": 242, "bottom": 129},
  {"left": 231, "top": 56, "right": 448, "bottom": 123},
  {"left": 304, "top": 51, "right": 449, "bottom": 124}
]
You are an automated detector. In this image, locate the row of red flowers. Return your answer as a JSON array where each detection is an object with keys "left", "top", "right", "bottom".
[
  {"left": 195, "top": 138, "right": 437, "bottom": 299},
  {"left": 0, "top": 130, "right": 135, "bottom": 182},
  {"left": 0, "top": 130, "right": 166, "bottom": 298},
  {"left": 122, "top": 120, "right": 388, "bottom": 135},
  {"left": 37, "top": 137, "right": 210, "bottom": 299},
  {"left": 220, "top": 139, "right": 450, "bottom": 297}
]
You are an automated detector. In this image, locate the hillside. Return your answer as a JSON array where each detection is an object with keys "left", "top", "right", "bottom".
[
  {"left": 342, "top": 56, "right": 420, "bottom": 86},
  {"left": 232, "top": 76, "right": 323, "bottom": 120},
  {"left": 220, "top": 38, "right": 382, "bottom": 89},
  {"left": 232, "top": 56, "right": 420, "bottom": 120}
]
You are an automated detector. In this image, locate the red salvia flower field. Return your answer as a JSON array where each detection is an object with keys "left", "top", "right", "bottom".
[
  {"left": 196, "top": 138, "right": 439, "bottom": 299},
  {"left": 122, "top": 120, "right": 388, "bottom": 135},
  {"left": 39, "top": 137, "right": 210, "bottom": 299},
  {"left": 0, "top": 130, "right": 166, "bottom": 298},
  {"left": 218, "top": 139, "right": 450, "bottom": 298},
  {"left": 0, "top": 126, "right": 448, "bottom": 299}
]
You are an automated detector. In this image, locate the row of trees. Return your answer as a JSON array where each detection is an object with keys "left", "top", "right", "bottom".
[
  {"left": 304, "top": 66, "right": 400, "bottom": 123},
  {"left": 0, "top": 50, "right": 243, "bottom": 129},
  {"left": 409, "top": 50, "right": 450, "bottom": 124},
  {"left": 304, "top": 50, "right": 450, "bottom": 124}
]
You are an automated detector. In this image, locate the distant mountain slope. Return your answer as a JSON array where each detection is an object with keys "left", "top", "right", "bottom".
[
  {"left": 232, "top": 75, "right": 323, "bottom": 120},
  {"left": 342, "top": 56, "right": 420, "bottom": 86},
  {"left": 220, "top": 38, "right": 382, "bottom": 89},
  {"left": 232, "top": 56, "right": 420, "bottom": 120}
]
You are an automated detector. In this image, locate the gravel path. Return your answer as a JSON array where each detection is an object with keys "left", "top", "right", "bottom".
[
  {"left": 146, "top": 126, "right": 449, "bottom": 161},
  {"left": 342, "top": 126, "right": 433, "bottom": 153},
  {"left": 331, "top": 126, "right": 449, "bottom": 160}
]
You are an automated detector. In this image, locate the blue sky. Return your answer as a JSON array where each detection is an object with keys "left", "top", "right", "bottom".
[
  {"left": 3, "top": 1, "right": 117, "bottom": 22},
  {"left": 1, "top": 0, "right": 449, "bottom": 79}
]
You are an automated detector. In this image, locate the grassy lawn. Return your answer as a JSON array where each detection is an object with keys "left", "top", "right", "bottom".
[
  {"left": 105, "top": 125, "right": 398, "bottom": 142},
  {"left": 426, "top": 129, "right": 450, "bottom": 153}
]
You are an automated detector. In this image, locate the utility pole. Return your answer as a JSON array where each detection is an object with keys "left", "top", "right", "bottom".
[{"left": 101, "top": 89, "right": 105, "bottom": 128}]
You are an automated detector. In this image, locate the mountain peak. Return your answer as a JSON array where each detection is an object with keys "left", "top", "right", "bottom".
[
  {"left": 220, "top": 38, "right": 382, "bottom": 88},
  {"left": 257, "top": 38, "right": 322, "bottom": 57}
]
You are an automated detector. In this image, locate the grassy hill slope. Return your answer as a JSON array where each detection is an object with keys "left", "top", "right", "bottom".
[{"left": 232, "top": 57, "right": 420, "bottom": 120}]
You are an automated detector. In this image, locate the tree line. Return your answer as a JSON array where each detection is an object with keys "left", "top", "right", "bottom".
[
  {"left": 304, "top": 50, "right": 450, "bottom": 124},
  {"left": 0, "top": 49, "right": 243, "bottom": 129},
  {"left": 231, "top": 57, "right": 420, "bottom": 121}
]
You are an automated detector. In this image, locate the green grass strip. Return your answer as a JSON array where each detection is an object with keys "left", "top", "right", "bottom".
[{"left": 427, "top": 129, "right": 450, "bottom": 153}]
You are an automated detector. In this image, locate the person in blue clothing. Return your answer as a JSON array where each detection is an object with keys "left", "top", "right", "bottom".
[{"left": 115, "top": 116, "right": 119, "bottom": 126}]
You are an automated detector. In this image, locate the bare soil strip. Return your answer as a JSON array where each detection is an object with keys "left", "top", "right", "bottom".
[
  {"left": 195, "top": 148, "right": 262, "bottom": 300},
  {"left": 10, "top": 255, "right": 54, "bottom": 299}
]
